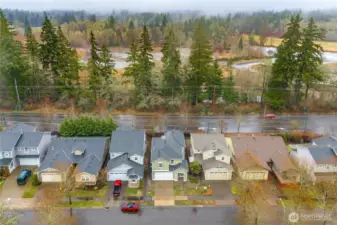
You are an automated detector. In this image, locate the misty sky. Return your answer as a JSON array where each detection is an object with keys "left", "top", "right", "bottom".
[{"left": 0, "top": 0, "right": 336, "bottom": 13}]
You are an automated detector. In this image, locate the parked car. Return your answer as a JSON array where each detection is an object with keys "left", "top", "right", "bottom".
[
  {"left": 113, "top": 180, "right": 122, "bottom": 197},
  {"left": 264, "top": 114, "right": 276, "bottom": 119},
  {"left": 120, "top": 202, "right": 140, "bottom": 212},
  {"left": 17, "top": 169, "right": 32, "bottom": 185}
]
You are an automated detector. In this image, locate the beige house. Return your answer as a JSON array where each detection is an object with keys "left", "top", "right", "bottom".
[
  {"left": 190, "top": 133, "right": 233, "bottom": 180},
  {"left": 231, "top": 136, "right": 300, "bottom": 183},
  {"left": 36, "top": 137, "right": 108, "bottom": 186}
]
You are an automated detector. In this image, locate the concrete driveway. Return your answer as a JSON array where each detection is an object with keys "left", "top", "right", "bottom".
[
  {"left": 202, "top": 180, "right": 233, "bottom": 198},
  {"left": 0, "top": 166, "right": 34, "bottom": 198},
  {"left": 154, "top": 181, "right": 173, "bottom": 196}
]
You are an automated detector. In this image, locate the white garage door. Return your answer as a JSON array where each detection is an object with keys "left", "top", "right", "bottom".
[
  {"left": 40, "top": 173, "right": 62, "bottom": 182},
  {"left": 153, "top": 172, "right": 173, "bottom": 180},
  {"left": 18, "top": 158, "right": 40, "bottom": 166},
  {"left": 246, "top": 172, "right": 265, "bottom": 180},
  {"left": 205, "top": 171, "right": 229, "bottom": 180},
  {"left": 108, "top": 172, "right": 128, "bottom": 181}
]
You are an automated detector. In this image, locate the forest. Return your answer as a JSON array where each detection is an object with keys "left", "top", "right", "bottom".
[{"left": 0, "top": 8, "right": 336, "bottom": 114}]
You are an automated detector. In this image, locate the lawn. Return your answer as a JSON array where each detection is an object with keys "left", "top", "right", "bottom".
[
  {"left": 146, "top": 190, "right": 155, "bottom": 196},
  {"left": 175, "top": 200, "right": 215, "bottom": 206},
  {"left": 141, "top": 201, "right": 154, "bottom": 206},
  {"left": 174, "top": 184, "right": 209, "bottom": 196},
  {"left": 58, "top": 201, "right": 104, "bottom": 208},
  {"left": 70, "top": 185, "right": 108, "bottom": 198},
  {"left": 125, "top": 187, "right": 140, "bottom": 196},
  {"left": 23, "top": 174, "right": 39, "bottom": 198}
]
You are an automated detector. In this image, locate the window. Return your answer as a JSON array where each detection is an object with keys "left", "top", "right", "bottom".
[
  {"left": 18, "top": 148, "right": 22, "bottom": 151},
  {"left": 170, "top": 160, "right": 174, "bottom": 164},
  {"left": 4, "top": 152, "right": 10, "bottom": 157},
  {"left": 158, "top": 162, "right": 163, "bottom": 168},
  {"left": 81, "top": 175, "right": 89, "bottom": 181},
  {"left": 24, "top": 148, "right": 29, "bottom": 153},
  {"left": 221, "top": 157, "right": 225, "bottom": 160},
  {"left": 134, "top": 157, "right": 138, "bottom": 160}
]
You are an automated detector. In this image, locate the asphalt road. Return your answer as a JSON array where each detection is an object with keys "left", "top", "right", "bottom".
[
  {"left": 16, "top": 207, "right": 240, "bottom": 225},
  {"left": 2, "top": 112, "right": 337, "bottom": 134}
]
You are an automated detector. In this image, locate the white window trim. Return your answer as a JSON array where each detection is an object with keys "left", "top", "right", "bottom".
[
  {"left": 81, "top": 175, "right": 89, "bottom": 181},
  {"left": 170, "top": 160, "right": 174, "bottom": 164},
  {"left": 158, "top": 162, "right": 163, "bottom": 168}
]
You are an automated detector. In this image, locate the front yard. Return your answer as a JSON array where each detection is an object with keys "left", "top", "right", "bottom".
[
  {"left": 23, "top": 179, "right": 39, "bottom": 198},
  {"left": 70, "top": 185, "right": 108, "bottom": 198},
  {"left": 174, "top": 183, "right": 212, "bottom": 196},
  {"left": 175, "top": 200, "right": 215, "bottom": 206},
  {"left": 59, "top": 201, "right": 104, "bottom": 207}
]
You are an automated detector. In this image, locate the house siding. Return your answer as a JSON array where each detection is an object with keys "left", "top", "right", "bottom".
[
  {"left": 75, "top": 172, "right": 97, "bottom": 185},
  {"left": 202, "top": 150, "right": 214, "bottom": 160},
  {"left": 173, "top": 168, "right": 187, "bottom": 181},
  {"left": 152, "top": 159, "right": 169, "bottom": 171}
]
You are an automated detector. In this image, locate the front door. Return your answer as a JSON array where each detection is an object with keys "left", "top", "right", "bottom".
[{"left": 177, "top": 173, "right": 184, "bottom": 181}]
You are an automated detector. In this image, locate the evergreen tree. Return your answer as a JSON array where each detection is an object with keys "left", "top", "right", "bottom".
[
  {"left": 266, "top": 14, "right": 302, "bottom": 109},
  {"left": 238, "top": 37, "right": 243, "bottom": 50},
  {"left": 88, "top": 31, "right": 102, "bottom": 93},
  {"left": 40, "top": 15, "right": 59, "bottom": 80},
  {"left": 128, "top": 20, "right": 135, "bottom": 30},
  {"left": 161, "top": 26, "right": 181, "bottom": 96},
  {"left": 223, "top": 72, "right": 238, "bottom": 103},
  {"left": 161, "top": 14, "right": 168, "bottom": 32},
  {"left": 187, "top": 18, "right": 213, "bottom": 104},
  {"left": 24, "top": 16, "right": 29, "bottom": 37},
  {"left": 124, "top": 38, "right": 139, "bottom": 83},
  {"left": 26, "top": 25, "right": 39, "bottom": 61},
  {"left": 206, "top": 60, "right": 223, "bottom": 99},
  {"left": 105, "top": 15, "right": 115, "bottom": 30},
  {"left": 298, "top": 18, "right": 326, "bottom": 100},
  {"left": 137, "top": 25, "right": 154, "bottom": 94},
  {"left": 100, "top": 44, "right": 116, "bottom": 80}
]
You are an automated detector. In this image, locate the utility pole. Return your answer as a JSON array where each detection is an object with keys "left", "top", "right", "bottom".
[{"left": 14, "top": 78, "right": 21, "bottom": 110}]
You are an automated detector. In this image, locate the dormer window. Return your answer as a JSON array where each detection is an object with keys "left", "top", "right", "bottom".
[{"left": 72, "top": 143, "right": 86, "bottom": 156}]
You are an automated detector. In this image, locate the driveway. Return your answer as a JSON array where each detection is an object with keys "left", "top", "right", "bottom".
[
  {"left": 154, "top": 181, "right": 173, "bottom": 196},
  {"left": 202, "top": 180, "right": 233, "bottom": 198},
  {"left": 0, "top": 166, "right": 34, "bottom": 198}
]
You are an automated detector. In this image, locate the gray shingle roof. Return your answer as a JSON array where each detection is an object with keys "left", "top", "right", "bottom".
[
  {"left": 151, "top": 130, "right": 185, "bottom": 162},
  {"left": 109, "top": 130, "right": 146, "bottom": 156},
  {"left": 0, "top": 132, "right": 21, "bottom": 151},
  {"left": 191, "top": 133, "right": 232, "bottom": 156},
  {"left": 0, "top": 159, "right": 13, "bottom": 166},
  {"left": 3, "top": 123, "right": 36, "bottom": 133},
  {"left": 308, "top": 146, "right": 337, "bottom": 164},
  {"left": 15, "top": 132, "right": 44, "bottom": 148},
  {"left": 107, "top": 153, "right": 144, "bottom": 178},
  {"left": 313, "top": 136, "right": 337, "bottom": 148},
  {"left": 36, "top": 137, "right": 107, "bottom": 175},
  {"left": 194, "top": 154, "right": 233, "bottom": 171},
  {"left": 169, "top": 160, "right": 188, "bottom": 171}
]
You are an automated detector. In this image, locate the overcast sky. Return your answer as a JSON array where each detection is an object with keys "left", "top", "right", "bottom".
[{"left": 0, "top": 0, "right": 336, "bottom": 13}]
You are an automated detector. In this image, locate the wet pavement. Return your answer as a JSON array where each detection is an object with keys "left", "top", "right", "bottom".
[{"left": 2, "top": 113, "right": 337, "bottom": 135}]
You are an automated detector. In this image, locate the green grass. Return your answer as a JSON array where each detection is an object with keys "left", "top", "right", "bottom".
[
  {"left": 141, "top": 201, "right": 154, "bottom": 206},
  {"left": 0, "top": 181, "right": 4, "bottom": 191},
  {"left": 146, "top": 190, "right": 155, "bottom": 196},
  {"left": 58, "top": 201, "right": 104, "bottom": 208},
  {"left": 125, "top": 187, "right": 140, "bottom": 196},
  {"left": 23, "top": 177, "right": 39, "bottom": 198},
  {"left": 70, "top": 185, "right": 108, "bottom": 198},
  {"left": 174, "top": 184, "right": 182, "bottom": 196}
]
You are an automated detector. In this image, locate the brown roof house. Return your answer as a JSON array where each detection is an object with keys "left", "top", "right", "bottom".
[{"left": 231, "top": 136, "right": 300, "bottom": 184}]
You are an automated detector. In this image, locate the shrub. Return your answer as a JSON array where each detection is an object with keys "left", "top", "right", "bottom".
[
  {"left": 59, "top": 115, "right": 118, "bottom": 136},
  {"left": 32, "top": 174, "right": 41, "bottom": 186},
  {"left": 189, "top": 161, "right": 201, "bottom": 176},
  {"left": 2, "top": 167, "right": 10, "bottom": 178}
]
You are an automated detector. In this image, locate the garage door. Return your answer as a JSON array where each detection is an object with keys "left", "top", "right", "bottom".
[
  {"left": 40, "top": 173, "right": 62, "bottom": 182},
  {"left": 153, "top": 172, "right": 173, "bottom": 180},
  {"left": 246, "top": 172, "right": 265, "bottom": 180},
  {"left": 18, "top": 158, "right": 40, "bottom": 166},
  {"left": 108, "top": 172, "right": 128, "bottom": 181},
  {"left": 205, "top": 171, "right": 229, "bottom": 180}
]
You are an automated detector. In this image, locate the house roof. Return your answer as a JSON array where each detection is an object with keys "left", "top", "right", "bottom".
[
  {"left": 36, "top": 137, "right": 107, "bottom": 175},
  {"left": 15, "top": 132, "right": 45, "bottom": 148},
  {"left": 107, "top": 153, "right": 144, "bottom": 178},
  {"left": 194, "top": 154, "right": 233, "bottom": 171},
  {"left": 312, "top": 136, "right": 337, "bottom": 148},
  {"left": 191, "top": 133, "right": 232, "bottom": 156},
  {"left": 3, "top": 123, "right": 36, "bottom": 133},
  {"left": 109, "top": 130, "right": 146, "bottom": 156},
  {"left": 231, "top": 136, "right": 298, "bottom": 173},
  {"left": 169, "top": 160, "right": 188, "bottom": 171},
  {"left": 0, "top": 132, "right": 22, "bottom": 151},
  {"left": 151, "top": 130, "right": 185, "bottom": 162},
  {"left": 307, "top": 146, "right": 337, "bottom": 164}
]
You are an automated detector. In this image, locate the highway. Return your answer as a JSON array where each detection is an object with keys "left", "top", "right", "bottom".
[{"left": 2, "top": 112, "right": 337, "bottom": 134}]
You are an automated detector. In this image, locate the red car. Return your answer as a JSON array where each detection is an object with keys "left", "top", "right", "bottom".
[
  {"left": 120, "top": 202, "right": 140, "bottom": 212},
  {"left": 113, "top": 180, "right": 122, "bottom": 197},
  {"left": 264, "top": 114, "right": 276, "bottom": 119}
]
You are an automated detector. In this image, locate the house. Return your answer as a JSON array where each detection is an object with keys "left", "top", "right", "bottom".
[
  {"left": 231, "top": 136, "right": 300, "bottom": 183},
  {"left": 107, "top": 129, "right": 146, "bottom": 187},
  {"left": 290, "top": 140, "right": 337, "bottom": 181},
  {"left": 2, "top": 123, "right": 37, "bottom": 133},
  {"left": 312, "top": 136, "right": 337, "bottom": 148},
  {"left": 151, "top": 130, "right": 188, "bottom": 181},
  {"left": 189, "top": 133, "right": 233, "bottom": 180},
  {"left": 36, "top": 137, "right": 107, "bottom": 186},
  {"left": 0, "top": 126, "right": 51, "bottom": 174}
]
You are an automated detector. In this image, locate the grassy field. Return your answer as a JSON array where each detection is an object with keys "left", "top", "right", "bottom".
[
  {"left": 58, "top": 201, "right": 104, "bottom": 207},
  {"left": 69, "top": 185, "right": 108, "bottom": 198}
]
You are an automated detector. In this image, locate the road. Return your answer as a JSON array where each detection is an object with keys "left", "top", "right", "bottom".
[
  {"left": 2, "top": 112, "right": 337, "bottom": 134},
  {"left": 15, "top": 207, "right": 276, "bottom": 225}
]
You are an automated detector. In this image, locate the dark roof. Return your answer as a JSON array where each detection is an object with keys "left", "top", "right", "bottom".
[
  {"left": 312, "top": 136, "right": 337, "bottom": 148},
  {"left": 3, "top": 123, "right": 36, "bottom": 133},
  {"left": 0, "top": 159, "right": 13, "bottom": 166},
  {"left": 16, "top": 155, "right": 39, "bottom": 158},
  {"left": 151, "top": 130, "right": 185, "bottom": 161},
  {"left": 0, "top": 132, "right": 22, "bottom": 151},
  {"left": 109, "top": 130, "right": 146, "bottom": 156},
  {"left": 308, "top": 146, "right": 337, "bottom": 164},
  {"left": 15, "top": 132, "right": 45, "bottom": 148},
  {"left": 169, "top": 160, "right": 188, "bottom": 171},
  {"left": 36, "top": 137, "right": 107, "bottom": 175},
  {"left": 107, "top": 153, "right": 144, "bottom": 178}
]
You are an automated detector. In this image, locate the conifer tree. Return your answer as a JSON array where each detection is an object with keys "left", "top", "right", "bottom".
[
  {"left": 238, "top": 37, "right": 243, "bottom": 51},
  {"left": 88, "top": 31, "right": 102, "bottom": 93},
  {"left": 161, "top": 26, "right": 181, "bottom": 96},
  {"left": 100, "top": 44, "right": 116, "bottom": 80},
  {"left": 124, "top": 38, "right": 139, "bottom": 84},
  {"left": 206, "top": 60, "right": 223, "bottom": 99}
]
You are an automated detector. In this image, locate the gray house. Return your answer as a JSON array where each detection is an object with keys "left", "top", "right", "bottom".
[
  {"left": 151, "top": 130, "right": 188, "bottom": 181},
  {"left": 2, "top": 123, "right": 36, "bottom": 133},
  {"left": 36, "top": 137, "right": 107, "bottom": 186},
  {"left": 0, "top": 124, "right": 51, "bottom": 174},
  {"left": 107, "top": 129, "right": 146, "bottom": 187}
]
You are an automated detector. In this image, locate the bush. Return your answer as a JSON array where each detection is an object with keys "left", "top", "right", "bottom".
[
  {"left": 189, "top": 161, "right": 201, "bottom": 176},
  {"left": 32, "top": 174, "right": 41, "bottom": 186},
  {"left": 59, "top": 115, "right": 118, "bottom": 136}
]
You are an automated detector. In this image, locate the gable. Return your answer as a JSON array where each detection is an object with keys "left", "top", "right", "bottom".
[{"left": 109, "top": 163, "right": 132, "bottom": 171}]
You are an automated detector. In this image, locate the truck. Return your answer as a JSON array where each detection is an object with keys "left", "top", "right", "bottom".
[{"left": 113, "top": 180, "right": 122, "bottom": 197}]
